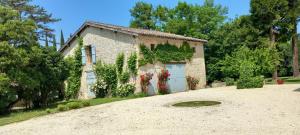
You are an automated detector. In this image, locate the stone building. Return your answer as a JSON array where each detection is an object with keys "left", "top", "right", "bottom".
[{"left": 59, "top": 21, "right": 207, "bottom": 99}]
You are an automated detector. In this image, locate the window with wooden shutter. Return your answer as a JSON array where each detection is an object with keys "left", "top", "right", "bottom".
[
  {"left": 91, "top": 45, "right": 96, "bottom": 64},
  {"left": 81, "top": 47, "right": 86, "bottom": 65}
]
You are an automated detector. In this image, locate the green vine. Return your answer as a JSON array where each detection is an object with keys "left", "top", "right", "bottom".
[
  {"left": 139, "top": 45, "right": 155, "bottom": 66},
  {"left": 116, "top": 53, "right": 124, "bottom": 75},
  {"left": 65, "top": 37, "right": 83, "bottom": 99},
  {"left": 127, "top": 52, "right": 137, "bottom": 75},
  {"left": 139, "top": 42, "right": 194, "bottom": 66}
]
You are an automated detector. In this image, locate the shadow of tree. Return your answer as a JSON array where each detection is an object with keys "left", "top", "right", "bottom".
[{"left": 294, "top": 88, "right": 300, "bottom": 92}]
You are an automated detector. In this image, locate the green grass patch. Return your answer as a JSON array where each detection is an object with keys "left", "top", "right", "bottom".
[
  {"left": 172, "top": 101, "right": 221, "bottom": 107},
  {"left": 0, "top": 94, "right": 145, "bottom": 126},
  {"left": 265, "top": 76, "right": 300, "bottom": 84}
]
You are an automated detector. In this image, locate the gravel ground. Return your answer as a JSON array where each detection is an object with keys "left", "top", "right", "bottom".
[{"left": 1, "top": 84, "right": 300, "bottom": 135}]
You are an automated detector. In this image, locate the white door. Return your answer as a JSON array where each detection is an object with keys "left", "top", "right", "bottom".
[{"left": 166, "top": 64, "right": 187, "bottom": 93}]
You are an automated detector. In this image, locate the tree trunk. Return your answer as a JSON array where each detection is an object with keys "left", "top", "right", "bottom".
[
  {"left": 270, "top": 28, "right": 278, "bottom": 80},
  {"left": 292, "top": 19, "right": 299, "bottom": 77}
]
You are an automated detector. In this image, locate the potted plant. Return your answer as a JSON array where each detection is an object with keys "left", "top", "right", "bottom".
[
  {"left": 186, "top": 76, "right": 199, "bottom": 90},
  {"left": 140, "top": 72, "right": 153, "bottom": 94},
  {"left": 157, "top": 68, "right": 170, "bottom": 94},
  {"left": 277, "top": 79, "right": 284, "bottom": 85}
]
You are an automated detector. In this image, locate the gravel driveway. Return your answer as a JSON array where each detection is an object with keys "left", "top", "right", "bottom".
[{"left": 1, "top": 84, "right": 300, "bottom": 135}]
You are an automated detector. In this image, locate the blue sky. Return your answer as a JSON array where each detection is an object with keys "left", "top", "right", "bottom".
[{"left": 32, "top": 0, "right": 250, "bottom": 42}]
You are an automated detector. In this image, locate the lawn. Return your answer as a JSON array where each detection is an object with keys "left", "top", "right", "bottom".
[
  {"left": 0, "top": 95, "right": 144, "bottom": 126},
  {"left": 265, "top": 76, "right": 300, "bottom": 84}
]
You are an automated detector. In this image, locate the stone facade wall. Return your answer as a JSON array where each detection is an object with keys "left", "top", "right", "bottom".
[
  {"left": 62, "top": 27, "right": 137, "bottom": 99},
  {"left": 136, "top": 35, "right": 206, "bottom": 91},
  {"left": 82, "top": 27, "right": 137, "bottom": 64},
  {"left": 61, "top": 28, "right": 206, "bottom": 99}
]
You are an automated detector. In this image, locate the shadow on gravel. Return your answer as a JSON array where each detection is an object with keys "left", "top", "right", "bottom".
[{"left": 293, "top": 88, "right": 300, "bottom": 92}]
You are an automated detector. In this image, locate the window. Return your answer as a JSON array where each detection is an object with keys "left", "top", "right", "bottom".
[
  {"left": 83, "top": 45, "right": 96, "bottom": 65},
  {"left": 192, "top": 47, "right": 196, "bottom": 53},
  {"left": 151, "top": 44, "right": 155, "bottom": 51},
  {"left": 85, "top": 46, "right": 92, "bottom": 64}
]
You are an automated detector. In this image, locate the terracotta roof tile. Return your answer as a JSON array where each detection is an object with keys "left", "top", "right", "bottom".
[{"left": 59, "top": 21, "right": 207, "bottom": 52}]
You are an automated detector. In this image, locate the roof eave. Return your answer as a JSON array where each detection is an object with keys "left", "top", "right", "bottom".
[{"left": 59, "top": 21, "right": 139, "bottom": 52}]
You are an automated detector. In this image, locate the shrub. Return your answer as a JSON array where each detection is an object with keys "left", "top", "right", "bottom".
[
  {"left": 116, "top": 53, "right": 124, "bottom": 74},
  {"left": 57, "top": 104, "right": 68, "bottom": 111},
  {"left": 224, "top": 77, "right": 235, "bottom": 86},
  {"left": 45, "top": 109, "right": 51, "bottom": 113},
  {"left": 66, "top": 102, "right": 82, "bottom": 109},
  {"left": 186, "top": 76, "right": 199, "bottom": 90},
  {"left": 115, "top": 84, "right": 135, "bottom": 97},
  {"left": 92, "top": 78, "right": 108, "bottom": 98},
  {"left": 237, "top": 76, "right": 264, "bottom": 89},
  {"left": 157, "top": 68, "right": 170, "bottom": 94},
  {"left": 119, "top": 70, "right": 130, "bottom": 84},
  {"left": 127, "top": 52, "right": 137, "bottom": 75},
  {"left": 0, "top": 73, "right": 17, "bottom": 114},
  {"left": 140, "top": 73, "right": 153, "bottom": 93},
  {"left": 95, "top": 63, "right": 118, "bottom": 96},
  {"left": 236, "top": 60, "right": 264, "bottom": 89},
  {"left": 81, "top": 100, "right": 91, "bottom": 107},
  {"left": 65, "top": 37, "right": 83, "bottom": 99}
]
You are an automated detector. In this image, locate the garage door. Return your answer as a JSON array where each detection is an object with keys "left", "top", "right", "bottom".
[{"left": 166, "top": 64, "right": 187, "bottom": 93}]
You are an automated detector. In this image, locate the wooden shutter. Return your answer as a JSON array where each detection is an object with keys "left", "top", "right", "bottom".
[
  {"left": 81, "top": 47, "right": 86, "bottom": 65},
  {"left": 91, "top": 45, "right": 96, "bottom": 64}
]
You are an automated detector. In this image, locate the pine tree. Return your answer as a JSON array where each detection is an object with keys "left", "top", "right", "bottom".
[
  {"left": 287, "top": 0, "right": 300, "bottom": 77},
  {"left": 0, "top": 0, "right": 60, "bottom": 39},
  {"left": 45, "top": 33, "right": 48, "bottom": 47},
  {"left": 60, "top": 30, "right": 65, "bottom": 48},
  {"left": 52, "top": 34, "right": 57, "bottom": 51},
  {"left": 250, "top": 0, "right": 288, "bottom": 80}
]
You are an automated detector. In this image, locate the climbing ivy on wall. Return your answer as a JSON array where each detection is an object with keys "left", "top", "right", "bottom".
[
  {"left": 65, "top": 37, "right": 83, "bottom": 99},
  {"left": 138, "top": 45, "right": 155, "bottom": 66},
  {"left": 116, "top": 53, "right": 125, "bottom": 75},
  {"left": 127, "top": 52, "right": 137, "bottom": 75},
  {"left": 139, "top": 42, "right": 195, "bottom": 66}
]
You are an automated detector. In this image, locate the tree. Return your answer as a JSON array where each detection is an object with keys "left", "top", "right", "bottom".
[
  {"left": 0, "top": 6, "right": 67, "bottom": 113},
  {"left": 65, "top": 37, "right": 83, "bottom": 99},
  {"left": 287, "top": 0, "right": 300, "bottom": 77},
  {"left": 52, "top": 34, "right": 57, "bottom": 50},
  {"left": 157, "top": 0, "right": 228, "bottom": 40},
  {"left": 31, "top": 46, "right": 68, "bottom": 107},
  {"left": 45, "top": 33, "right": 49, "bottom": 47},
  {"left": 129, "top": 1, "right": 227, "bottom": 82},
  {"left": 250, "top": 0, "right": 289, "bottom": 79},
  {"left": 60, "top": 30, "right": 65, "bottom": 49},
  {"left": 130, "top": 1, "right": 156, "bottom": 29},
  {"left": 0, "top": 0, "right": 60, "bottom": 39},
  {"left": 221, "top": 46, "right": 279, "bottom": 79}
]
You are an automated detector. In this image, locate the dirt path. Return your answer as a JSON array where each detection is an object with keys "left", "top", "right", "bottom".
[{"left": 1, "top": 84, "right": 300, "bottom": 135}]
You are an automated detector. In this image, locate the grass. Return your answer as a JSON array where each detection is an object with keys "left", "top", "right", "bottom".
[
  {"left": 265, "top": 76, "right": 300, "bottom": 84},
  {"left": 0, "top": 94, "right": 145, "bottom": 126},
  {"left": 172, "top": 101, "right": 221, "bottom": 107}
]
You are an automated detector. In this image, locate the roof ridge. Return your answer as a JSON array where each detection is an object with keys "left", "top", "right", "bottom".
[
  {"left": 85, "top": 21, "right": 198, "bottom": 38},
  {"left": 59, "top": 21, "right": 207, "bottom": 52}
]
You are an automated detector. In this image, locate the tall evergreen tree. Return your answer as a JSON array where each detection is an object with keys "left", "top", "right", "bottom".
[
  {"left": 45, "top": 33, "right": 48, "bottom": 47},
  {"left": 250, "top": 0, "right": 289, "bottom": 79},
  {"left": 0, "top": 0, "right": 60, "bottom": 39},
  {"left": 52, "top": 34, "right": 57, "bottom": 51},
  {"left": 60, "top": 30, "right": 65, "bottom": 49},
  {"left": 287, "top": 0, "right": 300, "bottom": 77}
]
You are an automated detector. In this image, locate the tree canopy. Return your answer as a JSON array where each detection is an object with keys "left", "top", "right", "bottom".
[
  {"left": 0, "top": 5, "right": 67, "bottom": 114},
  {"left": 129, "top": 0, "right": 300, "bottom": 82}
]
